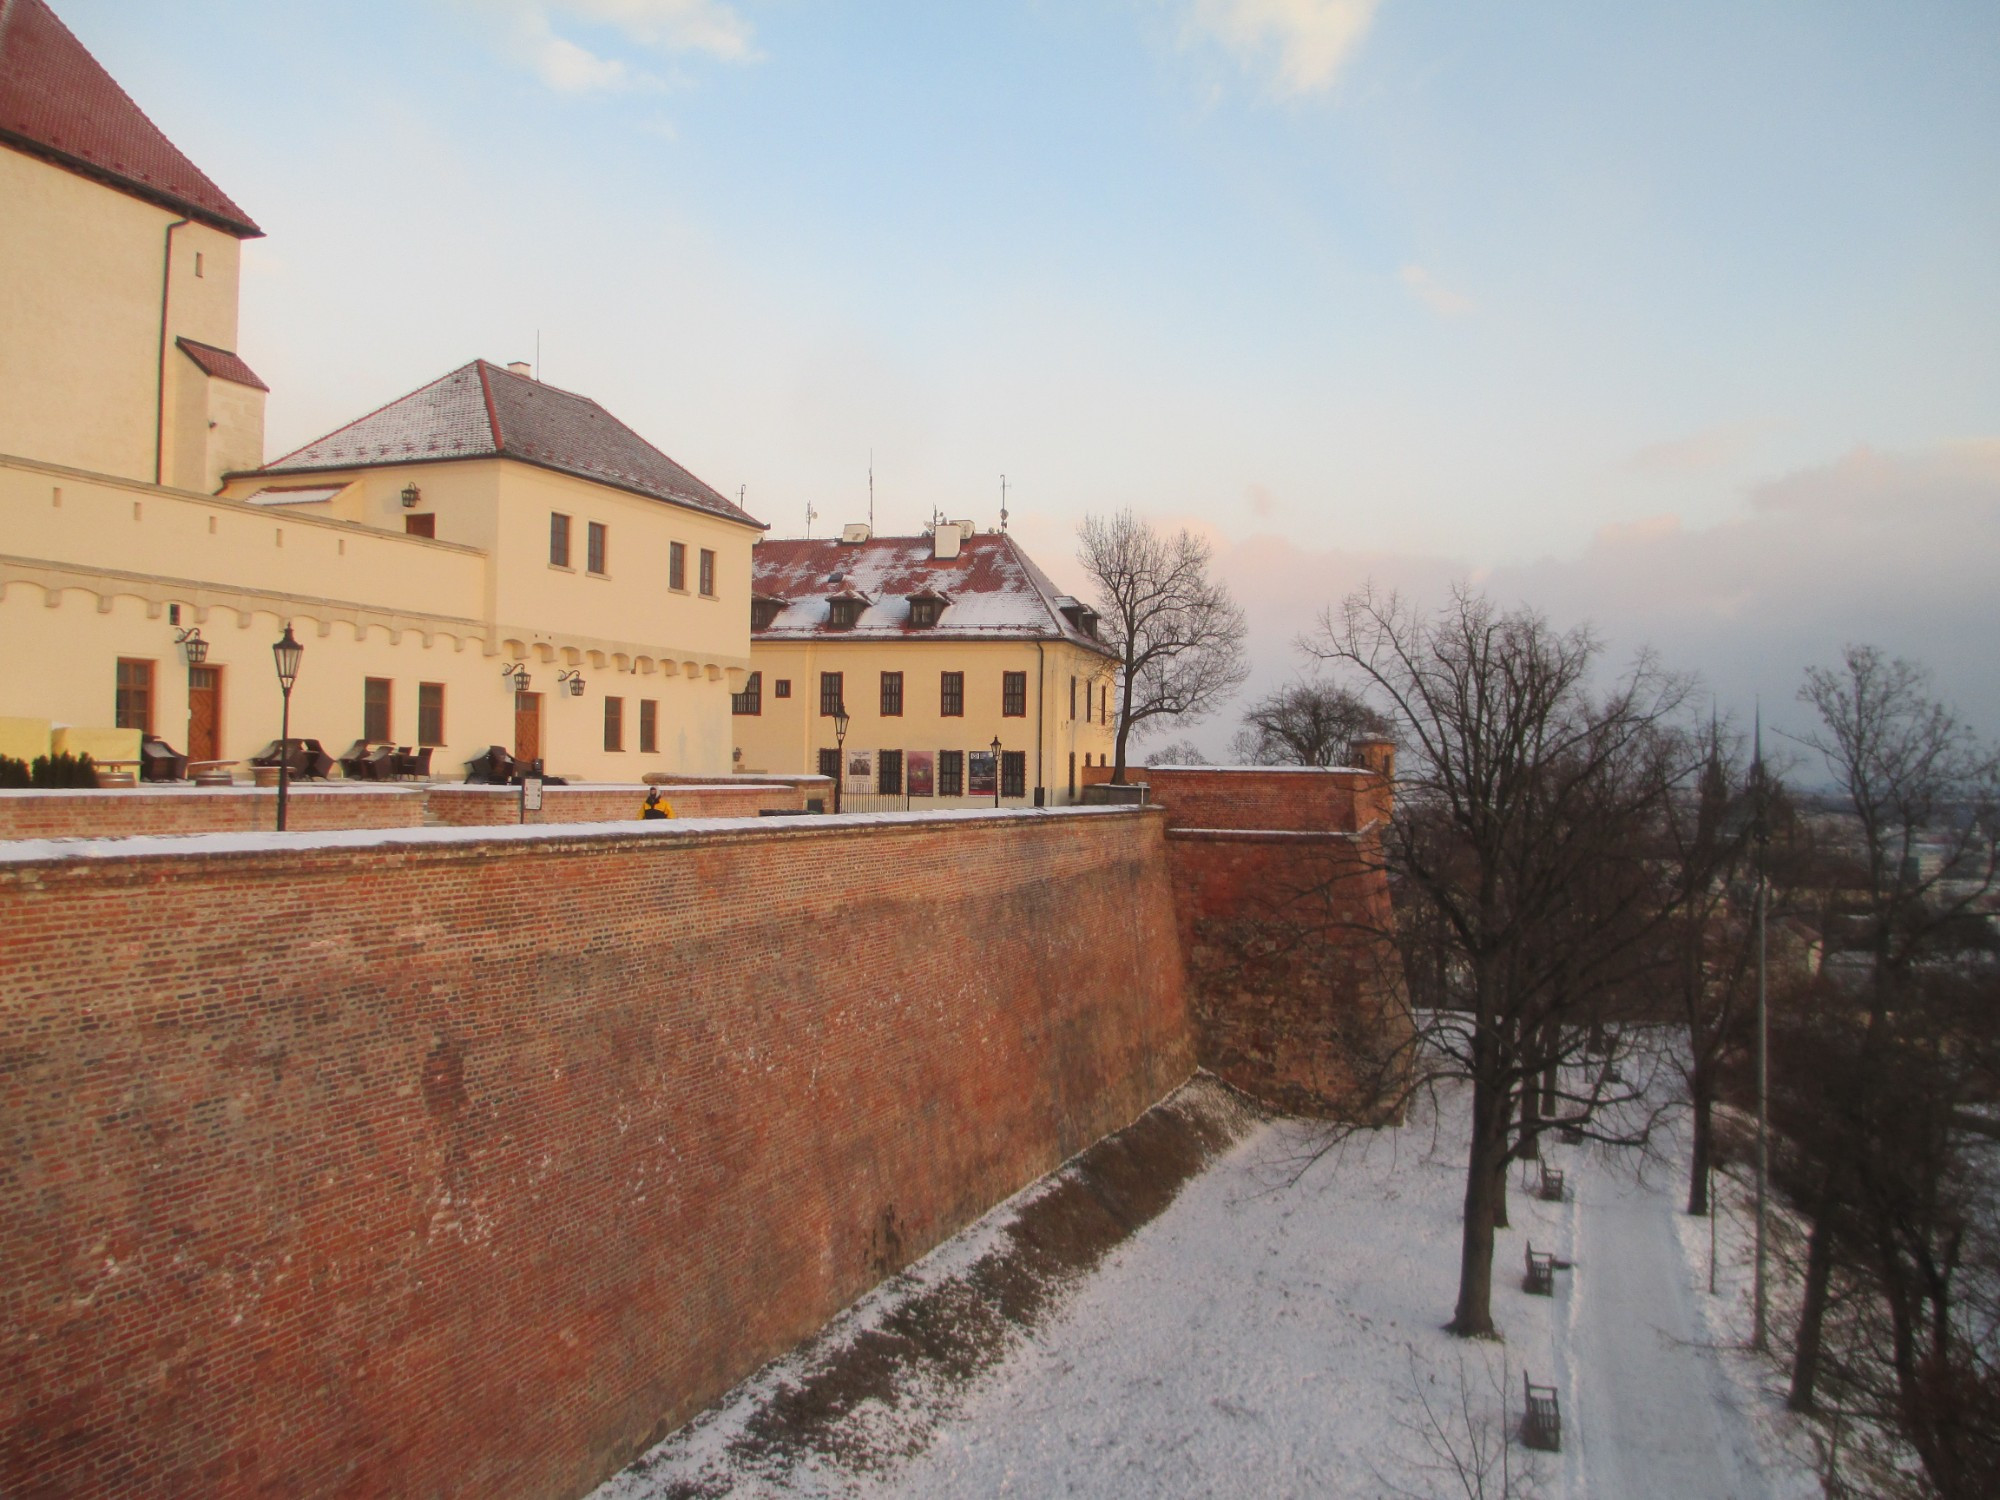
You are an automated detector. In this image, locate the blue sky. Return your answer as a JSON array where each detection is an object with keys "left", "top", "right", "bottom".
[{"left": 62, "top": 1, "right": 2000, "bottom": 742}]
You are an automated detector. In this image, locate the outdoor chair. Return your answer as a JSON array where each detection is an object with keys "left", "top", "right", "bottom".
[
  {"left": 361, "top": 745, "right": 399, "bottom": 781},
  {"left": 139, "top": 737, "right": 188, "bottom": 782},
  {"left": 338, "top": 740, "right": 374, "bottom": 779},
  {"left": 465, "top": 745, "right": 516, "bottom": 784},
  {"left": 395, "top": 746, "right": 433, "bottom": 779},
  {"left": 1522, "top": 1375, "right": 1561, "bottom": 1451},
  {"left": 1538, "top": 1166, "right": 1566, "bottom": 1203}
]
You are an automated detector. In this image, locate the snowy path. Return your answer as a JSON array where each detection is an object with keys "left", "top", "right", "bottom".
[{"left": 1557, "top": 1149, "right": 1772, "bottom": 1500}]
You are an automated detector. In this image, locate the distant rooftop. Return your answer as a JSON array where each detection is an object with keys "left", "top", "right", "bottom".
[
  {"left": 251, "top": 360, "right": 764, "bottom": 530},
  {"left": 0, "top": 0, "right": 261, "bottom": 237},
  {"left": 752, "top": 531, "right": 1115, "bottom": 655}
]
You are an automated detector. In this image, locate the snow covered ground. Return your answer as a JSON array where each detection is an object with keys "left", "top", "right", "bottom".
[{"left": 596, "top": 1076, "right": 1820, "bottom": 1499}]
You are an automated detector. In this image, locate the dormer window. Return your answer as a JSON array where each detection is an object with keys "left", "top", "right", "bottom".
[
  {"left": 751, "top": 596, "right": 785, "bottom": 631},
  {"left": 828, "top": 597, "right": 864, "bottom": 629},
  {"left": 1060, "top": 602, "right": 1100, "bottom": 640},
  {"left": 909, "top": 598, "right": 939, "bottom": 628}
]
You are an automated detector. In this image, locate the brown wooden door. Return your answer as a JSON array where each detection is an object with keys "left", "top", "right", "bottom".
[
  {"left": 188, "top": 666, "right": 221, "bottom": 761},
  {"left": 514, "top": 691, "right": 542, "bottom": 764}
]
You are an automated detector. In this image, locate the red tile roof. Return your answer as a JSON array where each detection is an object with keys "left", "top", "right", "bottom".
[
  {"left": 177, "top": 336, "right": 267, "bottom": 391},
  {"left": 752, "top": 532, "right": 1115, "bottom": 655},
  {"left": 251, "top": 360, "right": 764, "bottom": 530},
  {"left": 0, "top": 0, "right": 260, "bottom": 237}
]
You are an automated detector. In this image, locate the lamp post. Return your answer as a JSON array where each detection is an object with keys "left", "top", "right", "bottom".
[
  {"left": 833, "top": 702, "right": 851, "bottom": 814},
  {"left": 271, "top": 622, "right": 303, "bottom": 831},
  {"left": 991, "top": 735, "right": 1002, "bottom": 808}
]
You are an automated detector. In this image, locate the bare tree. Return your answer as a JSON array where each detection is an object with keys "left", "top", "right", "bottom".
[
  {"left": 1231, "top": 678, "right": 1393, "bottom": 766},
  {"left": 1077, "top": 510, "right": 1248, "bottom": 781},
  {"left": 1306, "top": 584, "right": 1695, "bottom": 1336}
]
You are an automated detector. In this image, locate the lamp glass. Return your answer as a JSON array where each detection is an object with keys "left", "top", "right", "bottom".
[
  {"left": 183, "top": 634, "right": 208, "bottom": 666},
  {"left": 834, "top": 707, "right": 851, "bottom": 738},
  {"left": 512, "top": 667, "right": 531, "bottom": 694},
  {"left": 272, "top": 623, "right": 303, "bottom": 690}
]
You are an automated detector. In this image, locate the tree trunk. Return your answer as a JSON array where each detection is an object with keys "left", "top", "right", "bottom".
[
  {"left": 1110, "top": 672, "right": 1135, "bottom": 782},
  {"left": 1515, "top": 1078, "right": 1542, "bottom": 1161},
  {"left": 1789, "top": 1182, "right": 1839, "bottom": 1412},
  {"left": 1450, "top": 1075, "right": 1509, "bottom": 1337},
  {"left": 1686, "top": 1066, "right": 1712, "bottom": 1217}
]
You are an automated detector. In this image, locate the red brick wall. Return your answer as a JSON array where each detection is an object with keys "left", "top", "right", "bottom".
[
  {"left": 1142, "top": 768, "right": 1410, "bottom": 1120},
  {"left": 0, "top": 785, "right": 425, "bottom": 839},
  {"left": 426, "top": 782, "right": 803, "bottom": 826},
  {"left": 0, "top": 808, "right": 1190, "bottom": 1500}
]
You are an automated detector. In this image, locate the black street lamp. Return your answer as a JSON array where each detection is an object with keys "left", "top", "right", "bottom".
[
  {"left": 833, "top": 701, "right": 851, "bottom": 814},
  {"left": 272, "top": 622, "right": 304, "bottom": 831},
  {"left": 991, "top": 734, "right": 1003, "bottom": 808}
]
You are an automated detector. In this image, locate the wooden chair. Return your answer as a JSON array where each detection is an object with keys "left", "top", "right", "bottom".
[{"left": 1522, "top": 1375, "right": 1561, "bottom": 1452}]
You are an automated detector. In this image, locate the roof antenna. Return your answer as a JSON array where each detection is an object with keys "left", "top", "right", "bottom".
[
  {"left": 868, "top": 449, "right": 875, "bottom": 534},
  {"left": 805, "top": 499, "right": 818, "bottom": 538},
  {"left": 999, "top": 473, "right": 1009, "bottom": 533}
]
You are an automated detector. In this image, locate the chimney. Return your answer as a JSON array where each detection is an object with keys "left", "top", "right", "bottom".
[
  {"left": 839, "top": 523, "right": 871, "bottom": 544},
  {"left": 507, "top": 361, "right": 533, "bottom": 378},
  {"left": 1350, "top": 738, "right": 1397, "bottom": 818},
  {"left": 932, "top": 521, "right": 962, "bottom": 560}
]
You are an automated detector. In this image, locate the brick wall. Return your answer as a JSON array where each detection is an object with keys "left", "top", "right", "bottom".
[
  {"left": 0, "top": 785, "right": 425, "bottom": 838},
  {"left": 1143, "top": 768, "right": 1410, "bottom": 1120},
  {"left": 0, "top": 808, "right": 1190, "bottom": 1500},
  {"left": 426, "top": 781, "right": 803, "bottom": 826}
]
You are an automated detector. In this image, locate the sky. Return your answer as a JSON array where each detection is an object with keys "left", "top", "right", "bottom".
[{"left": 60, "top": 0, "right": 2000, "bottom": 749}]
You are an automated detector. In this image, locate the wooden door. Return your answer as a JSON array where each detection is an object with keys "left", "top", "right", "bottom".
[
  {"left": 188, "top": 666, "right": 221, "bottom": 761},
  {"left": 514, "top": 691, "right": 542, "bottom": 764}
]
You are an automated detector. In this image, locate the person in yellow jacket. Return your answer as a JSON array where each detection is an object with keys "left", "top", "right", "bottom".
[{"left": 639, "top": 788, "right": 674, "bottom": 820}]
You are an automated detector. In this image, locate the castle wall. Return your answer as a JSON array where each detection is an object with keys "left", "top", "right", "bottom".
[{"left": 0, "top": 807, "right": 1192, "bottom": 1500}]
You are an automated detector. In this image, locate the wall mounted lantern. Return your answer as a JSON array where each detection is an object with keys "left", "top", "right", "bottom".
[
  {"left": 991, "top": 735, "right": 1003, "bottom": 808},
  {"left": 175, "top": 626, "right": 209, "bottom": 666},
  {"left": 556, "top": 668, "right": 586, "bottom": 698},
  {"left": 271, "top": 622, "right": 304, "bottom": 832},
  {"left": 502, "top": 662, "right": 531, "bottom": 694},
  {"left": 400, "top": 483, "right": 422, "bottom": 509}
]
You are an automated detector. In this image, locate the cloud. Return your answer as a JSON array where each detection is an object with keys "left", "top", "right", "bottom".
[
  {"left": 1627, "top": 418, "right": 1778, "bottom": 476},
  {"left": 471, "top": 0, "right": 759, "bottom": 94},
  {"left": 1185, "top": 0, "right": 1381, "bottom": 96},
  {"left": 1397, "top": 262, "right": 1474, "bottom": 318}
]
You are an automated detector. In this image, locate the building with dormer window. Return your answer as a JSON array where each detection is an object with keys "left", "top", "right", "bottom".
[{"left": 734, "top": 523, "right": 1118, "bottom": 805}]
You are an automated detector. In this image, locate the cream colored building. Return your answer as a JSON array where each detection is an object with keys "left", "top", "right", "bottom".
[
  {"left": 0, "top": 1, "right": 763, "bottom": 781},
  {"left": 736, "top": 526, "right": 1118, "bottom": 806}
]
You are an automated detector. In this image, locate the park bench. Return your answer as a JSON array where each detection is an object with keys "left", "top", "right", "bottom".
[
  {"left": 1522, "top": 1374, "right": 1561, "bottom": 1451},
  {"left": 1524, "top": 1242, "right": 1555, "bottom": 1296},
  {"left": 1538, "top": 1166, "right": 1566, "bottom": 1202}
]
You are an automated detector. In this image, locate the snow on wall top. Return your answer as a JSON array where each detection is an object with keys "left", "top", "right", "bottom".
[{"left": 752, "top": 532, "right": 1116, "bottom": 657}]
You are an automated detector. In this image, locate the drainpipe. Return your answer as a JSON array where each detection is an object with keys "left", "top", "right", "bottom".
[
  {"left": 1034, "top": 640, "right": 1046, "bottom": 806},
  {"left": 155, "top": 217, "right": 190, "bottom": 484}
]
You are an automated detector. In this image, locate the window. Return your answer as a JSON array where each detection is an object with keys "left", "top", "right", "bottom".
[
  {"left": 418, "top": 683, "right": 445, "bottom": 747},
  {"left": 604, "top": 695, "right": 625, "bottom": 751},
  {"left": 669, "top": 541, "right": 687, "bottom": 591},
  {"left": 699, "top": 548, "right": 716, "bottom": 597},
  {"left": 751, "top": 598, "right": 782, "bottom": 631},
  {"left": 549, "top": 512, "right": 572, "bottom": 567},
  {"left": 880, "top": 671, "right": 903, "bottom": 717},
  {"left": 194, "top": 251, "right": 205, "bottom": 278},
  {"left": 940, "top": 671, "right": 964, "bottom": 717},
  {"left": 1068, "top": 751, "right": 1076, "bottom": 798},
  {"left": 828, "top": 597, "right": 861, "bottom": 629},
  {"left": 938, "top": 749, "right": 964, "bottom": 797},
  {"left": 1002, "top": 671, "right": 1027, "bottom": 717},
  {"left": 114, "top": 658, "right": 154, "bottom": 735},
  {"left": 1001, "top": 750, "right": 1026, "bottom": 798},
  {"left": 774, "top": 678, "right": 792, "bottom": 699},
  {"left": 819, "top": 672, "right": 844, "bottom": 716},
  {"left": 404, "top": 513, "right": 435, "bottom": 538},
  {"left": 909, "top": 596, "right": 939, "bottom": 627},
  {"left": 587, "top": 521, "right": 608, "bottom": 575},
  {"left": 732, "top": 672, "right": 763, "bottom": 716},
  {"left": 878, "top": 749, "right": 903, "bottom": 795},
  {"left": 818, "top": 747, "right": 840, "bottom": 779},
  {"left": 1069, "top": 675, "right": 1077, "bottom": 720},
  {"left": 639, "top": 699, "right": 658, "bottom": 753},
  {"left": 364, "top": 677, "right": 392, "bottom": 742}
]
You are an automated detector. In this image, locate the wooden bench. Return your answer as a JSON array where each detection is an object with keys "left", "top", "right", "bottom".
[
  {"left": 1538, "top": 1166, "right": 1566, "bottom": 1202},
  {"left": 1522, "top": 1374, "right": 1561, "bottom": 1451},
  {"left": 1524, "top": 1242, "right": 1555, "bottom": 1296}
]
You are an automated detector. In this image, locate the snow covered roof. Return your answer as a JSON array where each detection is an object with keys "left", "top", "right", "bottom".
[
  {"left": 248, "top": 360, "right": 765, "bottom": 530},
  {"left": 0, "top": 0, "right": 261, "bottom": 237},
  {"left": 751, "top": 532, "right": 1117, "bottom": 656}
]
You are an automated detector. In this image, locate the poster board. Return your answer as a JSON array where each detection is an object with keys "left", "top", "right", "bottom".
[
  {"left": 907, "top": 750, "right": 935, "bottom": 796},
  {"left": 845, "top": 748, "right": 875, "bottom": 795},
  {"left": 968, "top": 750, "right": 997, "bottom": 796}
]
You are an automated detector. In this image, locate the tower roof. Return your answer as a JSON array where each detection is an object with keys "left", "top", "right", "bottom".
[
  {"left": 254, "top": 360, "right": 764, "bottom": 530},
  {"left": 0, "top": 0, "right": 261, "bottom": 236}
]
